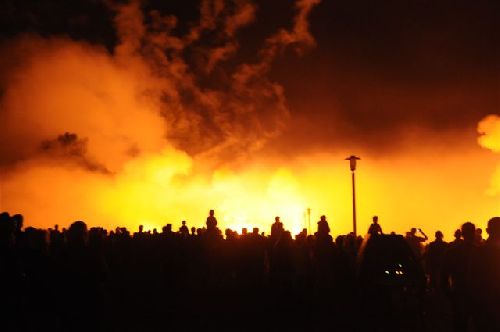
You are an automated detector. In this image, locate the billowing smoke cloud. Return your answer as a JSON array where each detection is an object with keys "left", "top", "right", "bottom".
[
  {"left": 0, "top": 35, "right": 168, "bottom": 172},
  {"left": 478, "top": 115, "right": 500, "bottom": 153},
  {"left": 0, "top": 0, "right": 497, "bottom": 239},
  {"left": 0, "top": 0, "right": 322, "bottom": 231},
  {"left": 40, "top": 132, "right": 111, "bottom": 174},
  {"left": 0, "top": 0, "right": 320, "bottom": 169},
  {"left": 478, "top": 114, "right": 500, "bottom": 196},
  {"left": 107, "top": 0, "right": 321, "bottom": 161}
]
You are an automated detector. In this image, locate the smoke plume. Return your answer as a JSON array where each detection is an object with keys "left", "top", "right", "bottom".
[
  {"left": 0, "top": 0, "right": 322, "bottom": 231},
  {"left": 478, "top": 114, "right": 500, "bottom": 196}
]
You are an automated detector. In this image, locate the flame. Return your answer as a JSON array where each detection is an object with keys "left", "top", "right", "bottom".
[{"left": 1, "top": 142, "right": 498, "bottom": 238}]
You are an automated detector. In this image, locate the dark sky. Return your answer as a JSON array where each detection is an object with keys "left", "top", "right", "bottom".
[{"left": 1, "top": 0, "right": 498, "bottom": 156}]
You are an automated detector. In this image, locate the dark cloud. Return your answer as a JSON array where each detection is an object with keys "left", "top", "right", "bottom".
[
  {"left": 40, "top": 132, "right": 111, "bottom": 173},
  {"left": 266, "top": 0, "right": 499, "bottom": 154},
  {"left": 0, "top": 0, "right": 115, "bottom": 47},
  {"left": 0, "top": 0, "right": 498, "bottom": 158}
]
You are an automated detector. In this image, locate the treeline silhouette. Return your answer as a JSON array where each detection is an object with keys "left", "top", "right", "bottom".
[{"left": 1, "top": 211, "right": 499, "bottom": 332}]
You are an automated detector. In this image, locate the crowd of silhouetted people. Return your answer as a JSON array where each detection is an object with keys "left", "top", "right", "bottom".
[{"left": 1, "top": 210, "right": 498, "bottom": 331}]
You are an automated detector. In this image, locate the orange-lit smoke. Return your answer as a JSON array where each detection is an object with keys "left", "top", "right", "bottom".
[
  {"left": 0, "top": 0, "right": 320, "bottom": 233},
  {"left": 478, "top": 114, "right": 500, "bottom": 197},
  {"left": 0, "top": 0, "right": 498, "bottom": 239}
]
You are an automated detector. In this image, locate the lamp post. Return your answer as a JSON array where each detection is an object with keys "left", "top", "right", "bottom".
[
  {"left": 345, "top": 155, "right": 360, "bottom": 237},
  {"left": 307, "top": 208, "right": 311, "bottom": 236}
]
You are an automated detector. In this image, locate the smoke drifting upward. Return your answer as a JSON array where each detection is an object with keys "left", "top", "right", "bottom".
[
  {"left": 0, "top": 35, "right": 167, "bottom": 172},
  {"left": 108, "top": 0, "right": 321, "bottom": 161},
  {"left": 478, "top": 115, "right": 500, "bottom": 153},
  {"left": 478, "top": 115, "right": 500, "bottom": 196},
  {"left": 0, "top": 0, "right": 323, "bottom": 232},
  {"left": 0, "top": 0, "right": 497, "bottom": 238},
  {"left": 0, "top": 0, "right": 320, "bottom": 168}
]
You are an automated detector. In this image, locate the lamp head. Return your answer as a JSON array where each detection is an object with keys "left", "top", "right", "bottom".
[{"left": 345, "top": 155, "right": 361, "bottom": 171}]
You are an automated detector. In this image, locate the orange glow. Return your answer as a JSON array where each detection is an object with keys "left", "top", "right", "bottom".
[
  {"left": 2, "top": 145, "right": 498, "bottom": 239},
  {"left": 0, "top": 1, "right": 498, "bottom": 240}
]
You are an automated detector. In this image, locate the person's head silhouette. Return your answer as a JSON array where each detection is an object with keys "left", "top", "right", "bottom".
[
  {"left": 435, "top": 230, "right": 443, "bottom": 241},
  {"left": 461, "top": 222, "right": 475, "bottom": 244},
  {"left": 486, "top": 217, "right": 500, "bottom": 241},
  {"left": 275, "top": 216, "right": 280, "bottom": 222},
  {"left": 373, "top": 216, "right": 378, "bottom": 223},
  {"left": 209, "top": 210, "right": 215, "bottom": 217},
  {"left": 67, "top": 220, "right": 88, "bottom": 247},
  {"left": 12, "top": 214, "right": 23, "bottom": 232},
  {"left": 0, "top": 212, "right": 9, "bottom": 222},
  {"left": 0, "top": 212, "right": 15, "bottom": 247}
]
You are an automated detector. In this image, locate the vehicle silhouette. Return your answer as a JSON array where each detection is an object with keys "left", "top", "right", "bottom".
[{"left": 357, "top": 234, "right": 426, "bottom": 331}]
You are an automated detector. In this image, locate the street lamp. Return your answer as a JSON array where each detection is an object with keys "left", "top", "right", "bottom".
[
  {"left": 345, "top": 155, "right": 360, "bottom": 237},
  {"left": 307, "top": 207, "right": 311, "bottom": 236}
]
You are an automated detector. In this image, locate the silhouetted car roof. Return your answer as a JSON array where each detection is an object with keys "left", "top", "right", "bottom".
[{"left": 357, "top": 234, "right": 426, "bottom": 288}]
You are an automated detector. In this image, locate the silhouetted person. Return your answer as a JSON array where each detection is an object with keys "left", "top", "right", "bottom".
[
  {"left": 6, "top": 207, "right": 499, "bottom": 331},
  {"left": 49, "top": 224, "right": 64, "bottom": 256},
  {"left": 225, "top": 228, "right": 235, "bottom": 240},
  {"left": 179, "top": 220, "right": 189, "bottom": 237},
  {"left": 316, "top": 215, "right": 332, "bottom": 244},
  {"left": 317, "top": 215, "right": 330, "bottom": 234},
  {"left": 0, "top": 212, "right": 26, "bottom": 330},
  {"left": 367, "top": 215, "right": 383, "bottom": 236},
  {"left": 469, "top": 217, "right": 500, "bottom": 331},
  {"left": 450, "top": 229, "right": 463, "bottom": 248},
  {"left": 424, "top": 230, "right": 447, "bottom": 291},
  {"left": 406, "top": 227, "right": 428, "bottom": 259},
  {"left": 270, "top": 216, "right": 284, "bottom": 242},
  {"left": 0, "top": 212, "right": 15, "bottom": 250},
  {"left": 161, "top": 224, "right": 174, "bottom": 236},
  {"left": 206, "top": 209, "right": 217, "bottom": 231},
  {"left": 59, "top": 220, "right": 108, "bottom": 332},
  {"left": 11, "top": 214, "right": 26, "bottom": 250},
  {"left": 296, "top": 228, "right": 307, "bottom": 242},
  {"left": 474, "top": 228, "right": 484, "bottom": 246},
  {"left": 442, "top": 222, "right": 478, "bottom": 332},
  {"left": 270, "top": 230, "right": 295, "bottom": 291},
  {"left": 313, "top": 215, "right": 337, "bottom": 294},
  {"left": 12, "top": 213, "right": 23, "bottom": 233},
  {"left": 133, "top": 224, "right": 145, "bottom": 240}
]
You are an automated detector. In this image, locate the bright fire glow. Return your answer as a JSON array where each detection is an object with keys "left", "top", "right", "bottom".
[
  {"left": 2, "top": 146, "right": 498, "bottom": 239},
  {"left": 0, "top": 1, "right": 498, "bottom": 240}
]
